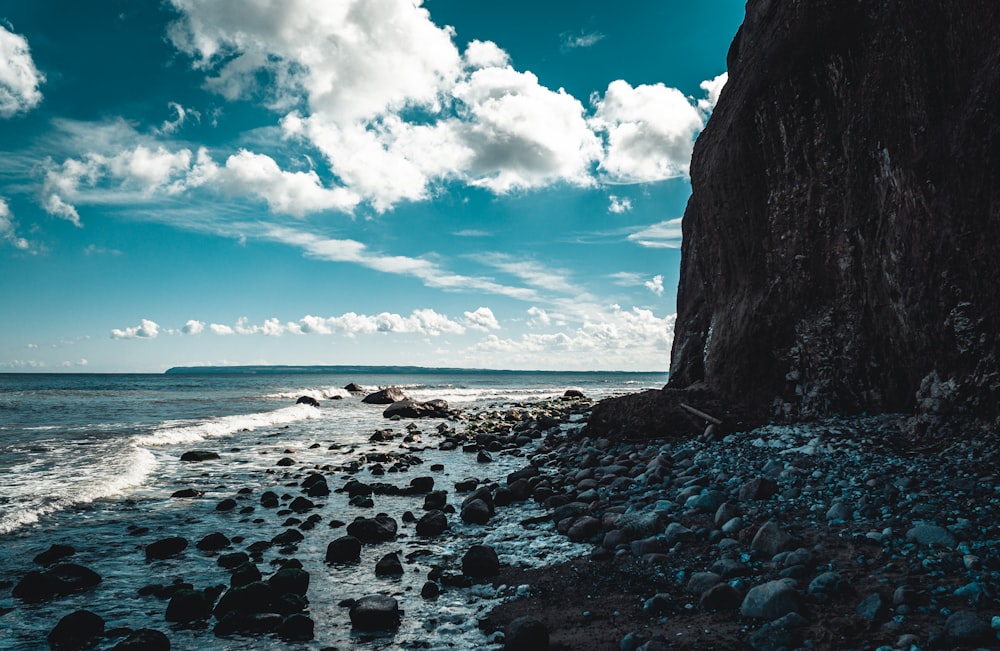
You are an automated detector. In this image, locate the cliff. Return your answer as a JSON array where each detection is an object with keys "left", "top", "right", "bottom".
[{"left": 668, "top": 0, "right": 1000, "bottom": 423}]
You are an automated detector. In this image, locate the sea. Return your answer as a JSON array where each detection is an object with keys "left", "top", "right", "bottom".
[{"left": 0, "top": 370, "right": 665, "bottom": 650}]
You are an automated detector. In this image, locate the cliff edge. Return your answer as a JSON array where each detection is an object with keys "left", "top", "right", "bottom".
[{"left": 668, "top": 0, "right": 1000, "bottom": 425}]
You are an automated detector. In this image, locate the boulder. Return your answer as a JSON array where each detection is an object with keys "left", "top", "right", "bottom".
[
  {"left": 196, "top": 532, "right": 231, "bottom": 551},
  {"left": 326, "top": 536, "right": 362, "bottom": 563},
  {"left": 382, "top": 398, "right": 449, "bottom": 419},
  {"left": 230, "top": 562, "right": 262, "bottom": 588},
  {"left": 47, "top": 609, "right": 104, "bottom": 651},
  {"left": 344, "top": 382, "right": 365, "bottom": 393},
  {"left": 295, "top": 395, "right": 320, "bottom": 407},
  {"left": 740, "top": 580, "right": 802, "bottom": 619},
  {"left": 906, "top": 524, "right": 958, "bottom": 548},
  {"left": 12, "top": 570, "right": 63, "bottom": 602},
  {"left": 301, "top": 473, "right": 330, "bottom": 497},
  {"left": 416, "top": 510, "right": 449, "bottom": 537},
  {"left": 349, "top": 595, "right": 401, "bottom": 631},
  {"left": 111, "top": 629, "right": 170, "bottom": 651},
  {"left": 346, "top": 515, "right": 397, "bottom": 543},
  {"left": 362, "top": 387, "right": 407, "bottom": 405},
  {"left": 462, "top": 544, "right": 499, "bottom": 578},
  {"left": 268, "top": 567, "right": 309, "bottom": 596},
  {"left": 34, "top": 544, "right": 75, "bottom": 567},
  {"left": 751, "top": 521, "right": 794, "bottom": 557},
  {"left": 213, "top": 581, "right": 274, "bottom": 619},
  {"left": 180, "top": 450, "right": 219, "bottom": 462},
  {"left": 165, "top": 588, "right": 213, "bottom": 623},
  {"left": 460, "top": 499, "right": 491, "bottom": 525},
  {"left": 504, "top": 616, "right": 549, "bottom": 650},
  {"left": 146, "top": 536, "right": 188, "bottom": 561},
  {"left": 374, "top": 552, "right": 404, "bottom": 576},
  {"left": 278, "top": 613, "right": 314, "bottom": 641},
  {"left": 409, "top": 476, "right": 434, "bottom": 493}
]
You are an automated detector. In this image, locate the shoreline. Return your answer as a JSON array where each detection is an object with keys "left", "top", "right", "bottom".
[{"left": 4, "top": 390, "right": 999, "bottom": 650}]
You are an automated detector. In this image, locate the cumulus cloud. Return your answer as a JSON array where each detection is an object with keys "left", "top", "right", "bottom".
[
  {"left": 182, "top": 319, "right": 205, "bottom": 335},
  {"left": 628, "top": 217, "right": 683, "bottom": 249},
  {"left": 0, "top": 198, "right": 32, "bottom": 251},
  {"left": 464, "top": 307, "right": 500, "bottom": 332},
  {"left": 0, "top": 24, "right": 44, "bottom": 117},
  {"left": 698, "top": 72, "right": 728, "bottom": 113},
  {"left": 526, "top": 306, "right": 551, "bottom": 326},
  {"left": 209, "top": 323, "right": 235, "bottom": 335},
  {"left": 645, "top": 274, "right": 665, "bottom": 296},
  {"left": 590, "top": 80, "right": 705, "bottom": 183},
  {"left": 608, "top": 195, "right": 632, "bottom": 214},
  {"left": 474, "top": 306, "right": 676, "bottom": 369},
  {"left": 110, "top": 319, "right": 161, "bottom": 339}
]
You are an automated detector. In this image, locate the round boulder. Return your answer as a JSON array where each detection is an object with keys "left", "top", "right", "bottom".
[
  {"left": 296, "top": 396, "right": 320, "bottom": 407},
  {"left": 504, "top": 615, "right": 549, "bottom": 650},
  {"left": 111, "top": 628, "right": 170, "bottom": 651},
  {"left": 346, "top": 515, "right": 397, "bottom": 543},
  {"left": 47, "top": 609, "right": 104, "bottom": 651},
  {"left": 362, "top": 387, "right": 408, "bottom": 405},
  {"left": 349, "top": 595, "right": 401, "bottom": 631},
  {"left": 326, "top": 536, "right": 362, "bottom": 563},
  {"left": 145, "top": 537, "right": 188, "bottom": 561},
  {"left": 462, "top": 544, "right": 499, "bottom": 578}
]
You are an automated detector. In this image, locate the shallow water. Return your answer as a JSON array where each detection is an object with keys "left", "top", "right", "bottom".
[{"left": 0, "top": 371, "right": 663, "bottom": 649}]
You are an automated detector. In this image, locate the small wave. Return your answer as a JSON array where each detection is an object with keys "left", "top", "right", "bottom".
[
  {"left": 0, "top": 445, "right": 157, "bottom": 536},
  {"left": 135, "top": 404, "right": 320, "bottom": 447}
]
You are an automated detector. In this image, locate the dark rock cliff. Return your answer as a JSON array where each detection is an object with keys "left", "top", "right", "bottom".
[{"left": 668, "top": 0, "right": 1000, "bottom": 423}]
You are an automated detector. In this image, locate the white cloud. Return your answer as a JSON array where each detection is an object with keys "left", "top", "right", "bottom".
[
  {"left": 209, "top": 323, "right": 235, "bottom": 335},
  {"left": 560, "top": 31, "right": 605, "bottom": 51},
  {"left": 628, "top": 217, "right": 683, "bottom": 249},
  {"left": 155, "top": 102, "right": 200, "bottom": 135},
  {"left": 645, "top": 274, "right": 665, "bottom": 296},
  {"left": 464, "top": 40, "right": 509, "bottom": 69},
  {"left": 473, "top": 306, "right": 676, "bottom": 370},
  {"left": 110, "top": 319, "right": 161, "bottom": 339},
  {"left": 608, "top": 195, "right": 632, "bottom": 214},
  {"left": 526, "top": 306, "right": 551, "bottom": 326},
  {"left": 464, "top": 307, "right": 500, "bottom": 332},
  {"left": 590, "top": 80, "right": 705, "bottom": 183},
  {"left": 0, "top": 198, "right": 32, "bottom": 251},
  {"left": 698, "top": 72, "right": 728, "bottom": 113},
  {"left": 182, "top": 319, "right": 205, "bottom": 335},
  {"left": 0, "top": 24, "right": 44, "bottom": 117}
]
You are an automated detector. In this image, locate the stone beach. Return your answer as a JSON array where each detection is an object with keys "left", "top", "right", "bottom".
[{"left": 4, "top": 385, "right": 999, "bottom": 650}]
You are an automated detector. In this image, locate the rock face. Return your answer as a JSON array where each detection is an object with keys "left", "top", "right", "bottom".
[{"left": 669, "top": 0, "right": 1000, "bottom": 421}]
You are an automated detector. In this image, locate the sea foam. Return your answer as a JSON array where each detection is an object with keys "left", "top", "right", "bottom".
[{"left": 135, "top": 403, "right": 320, "bottom": 447}]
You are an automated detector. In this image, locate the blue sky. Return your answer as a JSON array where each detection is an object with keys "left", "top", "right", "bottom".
[{"left": 0, "top": 0, "right": 744, "bottom": 372}]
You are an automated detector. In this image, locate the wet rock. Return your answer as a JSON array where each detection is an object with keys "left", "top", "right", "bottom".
[
  {"left": 171, "top": 488, "right": 203, "bottom": 498},
  {"left": 751, "top": 521, "right": 794, "bottom": 557},
  {"left": 276, "top": 457, "right": 295, "bottom": 467},
  {"left": 215, "top": 498, "right": 237, "bottom": 511},
  {"left": 165, "top": 588, "right": 213, "bottom": 623},
  {"left": 214, "top": 611, "right": 282, "bottom": 637},
  {"left": 416, "top": 510, "right": 448, "bottom": 537},
  {"left": 461, "top": 498, "right": 491, "bottom": 525},
  {"left": 180, "top": 451, "right": 219, "bottom": 462},
  {"left": 420, "top": 581, "right": 440, "bottom": 599},
  {"left": 145, "top": 537, "right": 188, "bottom": 561},
  {"left": 477, "top": 450, "right": 494, "bottom": 463},
  {"left": 462, "top": 544, "right": 500, "bottom": 578},
  {"left": 268, "top": 567, "right": 309, "bottom": 596},
  {"left": 686, "top": 572, "right": 723, "bottom": 595},
  {"left": 362, "top": 387, "right": 407, "bottom": 405},
  {"left": 47, "top": 609, "right": 104, "bottom": 651},
  {"left": 278, "top": 613, "right": 314, "bottom": 641},
  {"left": 271, "top": 529, "right": 304, "bottom": 546},
  {"left": 295, "top": 396, "right": 320, "bottom": 407},
  {"left": 230, "top": 562, "right": 262, "bottom": 588},
  {"left": 807, "top": 571, "right": 846, "bottom": 599},
  {"left": 346, "top": 515, "right": 397, "bottom": 543},
  {"left": 615, "top": 512, "right": 665, "bottom": 538},
  {"left": 409, "top": 476, "right": 434, "bottom": 493},
  {"left": 288, "top": 496, "right": 315, "bottom": 513},
  {"left": 383, "top": 398, "right": 449, "bottom": 419},
  {"left": 740, "top": 579, "right": 802, "bottom": 619},
  {"left": 213, "top": 581, "right": 274, "bottom": 620},
  {"left": 260, "top": 491, "right": 279, "bottom": 508},
  {"left": 344, "top": 382, "right": 364, "bottom": 393},
  {"left": 196, "top": 532, "right": 231, "bottom": 551},
  {"left": 504, "top": 615, "right": 549, "bottom": 650},
  {"left": 301, "top": 473, "right": 330, "bottom": 497},
  {"left": 375, "top": 552, "right": 404, "bottom": 576},
  {"left": 13, "top": 570, "right": 64, "bottom": 602},
  {"left": 906, "top": 524, "right": 958, "bottom": 548},
  {"left": 218, "top": 552, "right": 250, "bottom": 569},
  {"left": 325, "top": 536, "right": 361, "bottom": 563},
  {"left": 34, "top": 544, "right": 75, "bottom": 567},
  {"left": 111, "top": 628, "right": 170, "bottom": 651},
  {"left": 349, "top": 595, "right": 401, "bottom": 630}
]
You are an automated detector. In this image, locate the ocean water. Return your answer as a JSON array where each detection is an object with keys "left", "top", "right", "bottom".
[{"left": 0, "top": 371, "right": 664, "bottom": 650}]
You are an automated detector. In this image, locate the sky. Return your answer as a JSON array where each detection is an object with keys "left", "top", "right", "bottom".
[{"left": 0, "top": 0, "right": 745, "bottom": 373}]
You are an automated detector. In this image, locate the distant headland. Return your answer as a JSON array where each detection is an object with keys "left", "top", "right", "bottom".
[{"left": 164, "top": 365, "right": 666, "bottom": 376}]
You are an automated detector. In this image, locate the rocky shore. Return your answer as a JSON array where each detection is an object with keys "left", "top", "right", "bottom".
[{"left": 4, "top": 389, "right": 999, "bottom": 650}]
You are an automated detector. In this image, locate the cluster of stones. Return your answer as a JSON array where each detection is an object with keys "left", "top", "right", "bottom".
[
  {"left": 488, "top": 416, "right": 1000, "bottom": 649},
  {"left": 8, "top": 387, "right": 594, "bottom": 650}
]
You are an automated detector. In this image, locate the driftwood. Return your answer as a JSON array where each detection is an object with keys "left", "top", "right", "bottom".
[{"left": 680, "top": 403, "right": 723, "bottom": 426}]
